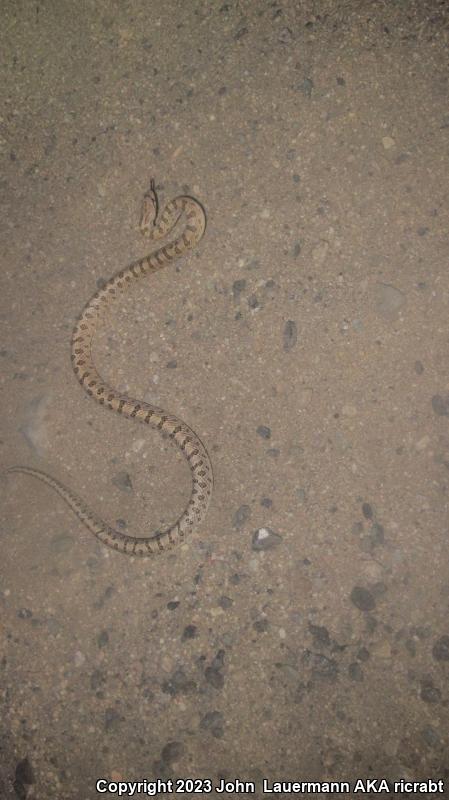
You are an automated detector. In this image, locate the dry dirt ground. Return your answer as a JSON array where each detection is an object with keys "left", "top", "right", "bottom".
[{"left": 1, "top": 1, "right": 449, "bottom": 798}]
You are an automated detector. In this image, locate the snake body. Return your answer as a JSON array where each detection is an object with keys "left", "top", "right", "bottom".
[{"left": 8, "top": 181, "right": 213, "bottom": 556}]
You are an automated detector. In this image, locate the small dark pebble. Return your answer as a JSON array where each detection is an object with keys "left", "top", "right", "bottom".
[
  {"left": 90, "top": 668, "right": 106, "bottom": 690},
  {"left": 17, "top": 608, "right": 33, "bottom": 619},
  {"left": 232, "top": 279, "right": 246, "bottom": 300},
  {"left": 432, "top": 635, "right": 449, "bottom": 661},
  {"left": 283, "top": 320, "right": 297, "bottom": 351},
  {"left": 414, "top": 360, "right": 424, "bottom": 374},
  {"left": 362, "top": 502, "right": 373, "bottom": 519},
  {"left": 182, "top": 624, "right": 197, "bottom": 641},
  {"left": 298, "top": 77, "right": 314, "bottom": 97},
  {"left": 261, "top": 497, "right": 272, "bottom": 508},
  {"left": 233, "top": 504, "right": 251, "bottom": 529},
  {"left": 257, "top": 425, "right": 271, "bottom": 439},
  {"left": 111, "top": 471, "right": 133, "bottom": 493},
  {"left": 234, "top": 26, "right": 248, "bottom": 40},
  {"left": 357, "top": 647, "right": 370, "bottom": 662},
  {"left": 350, "top": 586, "right": 376, "bottom": 612},
  {"left": 309, "top": 624, "right": 330, "bottom": 647},
  {"left": 253, "top": 618, "right": 269, "bottom": 633},
  {"left": 205, "top": 666, "right": 224, "bottom": 689},
  {"left": 161, "top": 741, "right": 184, "bottom": 765},
  {"left": 210, "top": 650, "right": 225, "bottom": 670},
  {"left": 420, "top": 725, "right": 441, "bottom": 748},
  {"left": 218, "top": 596, "right": 233, "bottom": 609},
  {"left": 97, "top": 630, "right": 109, "bottom": 648},
  {"left": 432, "top": 395, "right": 449, "bottom": 416},
  {"left": 104, "top": 585, "right": 115, "bottom": 600},
  {"left": 252, "top": 527, "right": 282, "bottom": 551},
  {"left": 420, "top": 677, "right": 441, "bottom": 704},
  {"left": 365, "top": 522, "right": 384, "bottom": 549},
  {"left": 199, "top": 710, "right": 224, "bottom": 738},
  {"left": 166, "top": 360, "right": 177, "bottom": 369}
]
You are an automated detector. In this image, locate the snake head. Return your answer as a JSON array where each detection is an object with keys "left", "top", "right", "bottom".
[{"left": 140, "top": 178, "right": 159, "bottom": 235}]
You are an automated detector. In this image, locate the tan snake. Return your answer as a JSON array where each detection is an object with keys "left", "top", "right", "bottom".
[{"left": 7, "top": 180, "right": 213, "bottom": 556}]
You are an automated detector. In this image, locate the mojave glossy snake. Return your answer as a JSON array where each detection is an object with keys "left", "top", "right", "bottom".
[{"left": 7, "top": 180, "right": 213, "bottom": 556}]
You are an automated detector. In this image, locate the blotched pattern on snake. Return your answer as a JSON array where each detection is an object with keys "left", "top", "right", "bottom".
[{"left": 7, "top": 180, "right": 213, "bottom": 556}]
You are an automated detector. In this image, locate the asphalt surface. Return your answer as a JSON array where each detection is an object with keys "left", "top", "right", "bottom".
[{"left": 1, "top": 1, "right": 448, "bottom": 798}]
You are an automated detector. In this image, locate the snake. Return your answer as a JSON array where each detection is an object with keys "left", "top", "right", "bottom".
[{"left": 7, "top": 180, "right": 213, "bottom": 556}]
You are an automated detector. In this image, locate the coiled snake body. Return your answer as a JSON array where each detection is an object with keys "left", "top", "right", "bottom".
[{"left": 7, "top": 180, "right": 213, "bottom": 556}]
